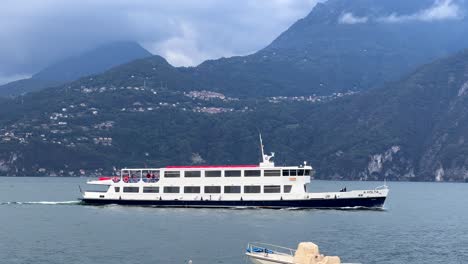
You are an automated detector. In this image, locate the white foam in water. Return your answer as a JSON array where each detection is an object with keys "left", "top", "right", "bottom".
[
  {"left": 28, "top": 200, "right": 80, "bottom": 205},
  {"left": 1, "top": 200, "right": 80, "bottom": 205},
  {"left": 283, "top": 207, "right": 302, "bottom": 210}
]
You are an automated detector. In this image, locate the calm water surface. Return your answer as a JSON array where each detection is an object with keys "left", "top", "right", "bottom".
[{"left": 0, "top": 177, "right": 467, "bottom": 264}]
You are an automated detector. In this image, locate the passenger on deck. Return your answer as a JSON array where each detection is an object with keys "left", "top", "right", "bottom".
[{"left": 145, "top": 173, "right": 151, "bottom": 182}]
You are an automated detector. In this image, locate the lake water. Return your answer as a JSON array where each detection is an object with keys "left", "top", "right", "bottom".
[{"left": 0, "top": 177, "right": 467, "bottom": 264}]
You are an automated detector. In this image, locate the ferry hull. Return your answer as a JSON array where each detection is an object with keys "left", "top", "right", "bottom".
[{"left": 80, "top": 196, "right": 386, "bottom": 209}]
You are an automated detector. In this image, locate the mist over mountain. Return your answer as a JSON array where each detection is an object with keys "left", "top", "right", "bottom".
[
  {"left": 33, "top": 42, "right": 152, "bottom": 82},
  {"left": 0, "top": 42, "right": 151, "bottom": 97},
  {"left": 182, "top": 0, "right": 468, "bottom": 97}
]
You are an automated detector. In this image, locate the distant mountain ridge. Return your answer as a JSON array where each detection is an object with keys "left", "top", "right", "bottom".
[
  {"left": 0, "top": 42, "right": 152, "bottom": 97},
  {"left": 3, "top": 0, "right": 468, "bottom": 98},
  {"left": 183, "top": 0, "right": 468, "bottom": 97},
  {"left": 59, "top": 0, "right": 468, "bottom": 98},
  {"left": 32, "top": 42, "right": 152, "bottom": 82}
]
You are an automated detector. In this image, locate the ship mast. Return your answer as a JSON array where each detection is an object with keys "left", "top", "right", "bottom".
[
  {"left": 259, "top": 133, "right": 265, "bottom": 161},
  {"left": 259, "top": 133, "right": 274, "bottom": 167}
]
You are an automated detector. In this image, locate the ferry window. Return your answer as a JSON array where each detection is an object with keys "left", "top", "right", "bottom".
[
  {"left": 284, "top": 185, "right": 292, "bottom": 193},
  {"left": 225, "top": 170, "right": 241, "bottom": 177},
  {"left": 289, "top": 170, "right": 297, "bottom": 176},
  {"left": 184, "top": 186, "right": 201, "bottom": 193},
  {"left": 205, "top": 170, "right": 221, "bottom": 177},
  {"left": 204, "top": 186, "right": 221, "bottom": 193},
  {"left": 304, "top": 169, "right": 311, "bottom": 176},
  {"left": 114, "top": 187, "right": 120, "bottom": 193},
  {"left": 298, "top": 170, "right": 304, "bottom": 176},
  {"left": 184, "top": 171, "right": 201, "bottom": 177},
  {"left": 164, "top": 171, "right": 180, "bottom": 178},
  {"left": 224, "top": 186, "right": 241, "bottom": 193},
  {"left": 244, "top": 170, "right": 261, "bottom": 177},
  {"left": 244, "top": 186, "right": 261, "bottom": 193},
  {"left": 163, "top": 186, "right": 180, "bottom": 193},
  {"left": 143, "top": 187, "right": 159, "bottom": 193},
  {"left": 264, "top": 170, "right": 281, "bottom": 177},
  {"left": 264, "top": 185, "right": 281, "bottom": 193},
  {"left": 123, "top": 187, "right": 139, "bottom": 193},
  {"left": 282, "top": 170, "right": 289, "bottom": 176}
]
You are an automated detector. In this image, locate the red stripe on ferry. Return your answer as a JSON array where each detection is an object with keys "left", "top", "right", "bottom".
[
  {"left": 99, "top": 177, "right": 112, "bottom": 181},
  {"left": 166, "top": 165, "right": 258, "bottom": 169}
]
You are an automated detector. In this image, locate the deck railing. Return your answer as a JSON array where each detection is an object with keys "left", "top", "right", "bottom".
[{"left": 119, "top": 169, "right": 160, "bottom": 183}]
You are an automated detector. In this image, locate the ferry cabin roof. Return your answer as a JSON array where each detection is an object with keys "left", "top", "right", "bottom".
[
  {"left": 90, "top": 165, "right": 312, "bottom": 197},
  {"left": 88, "top": 137, "right": 313, "bottom": 197},
  {"left": 92, "top": 165, "right": 312, "bottom": 193},
  {"left": 117, "top": 165, "right": 312, "bottom": 177}
]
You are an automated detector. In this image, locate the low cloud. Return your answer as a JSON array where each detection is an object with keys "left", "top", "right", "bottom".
[
  {"left": 338, "top": 12, "right": 368, "bottom": 24},
  {"left": 379, "top": 0, "right": 463, "bottom": 23},
  {"left": 0, "top": 0, "right": 319, "bottom": 82},
  {"left": 0, "top": 73, "right": 31, "bottom": 86}
]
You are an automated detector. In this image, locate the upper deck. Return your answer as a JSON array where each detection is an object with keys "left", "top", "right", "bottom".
[
  {"left": 88, "top": 164, "right": 313, "bottom": 199},
  {"left": 92, "top": 135, "right": 313, "bottom": 187},
  {"left": 93, "top": 164, "right": 312, "bottom": 184},
  {"left": 87, "top": 135, "right": 313, "bottom": 197}
]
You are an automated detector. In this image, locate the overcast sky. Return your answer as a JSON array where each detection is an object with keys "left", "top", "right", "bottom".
[{"left": 0, "top": 0, "right": 319, "bottom": 84}]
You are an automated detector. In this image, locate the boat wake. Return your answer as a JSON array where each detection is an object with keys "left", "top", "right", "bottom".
[
  {"left": 0, "top": 200, "right": 81, "bottom": 206},
  {"left": 282, "top": 207, "right": 302, "bottom": 210},
  {"left": 336, "top": 206, "right": 386, "bottom": 211}
]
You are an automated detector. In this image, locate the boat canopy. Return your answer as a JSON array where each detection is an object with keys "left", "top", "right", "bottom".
[{"left": 294, "top": 242, "right": 341, "bottom": 264}]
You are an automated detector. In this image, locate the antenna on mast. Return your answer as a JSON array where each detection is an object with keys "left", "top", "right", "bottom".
[
  {"left": 259, "top": 133, "right": 275, "bottom": 167},
  {"left": 259, "top": 133, "right": 265, "bottom": 160}
]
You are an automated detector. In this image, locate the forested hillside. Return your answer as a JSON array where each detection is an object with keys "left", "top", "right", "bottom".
[
  {"left": 1, "top": 0, "right": 468, "bottom": 181},
  {"left": 1, "top": 49, "right": 468, "bottom": 181}
]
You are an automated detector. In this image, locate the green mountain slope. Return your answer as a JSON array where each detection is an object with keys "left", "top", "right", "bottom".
[
  {"left": 301, "top": 49, "right": 468, "bottom": 181},
  {"left": 2, "top": 49, "right": 468, "bottom": 181},
  {"left": 2, "top": 0, "right": 468, "bottom": 181}
]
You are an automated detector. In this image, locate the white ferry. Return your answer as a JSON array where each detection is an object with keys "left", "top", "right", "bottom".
[{"left": 81, "top": 137, "right": 388, "bottom": 209}]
